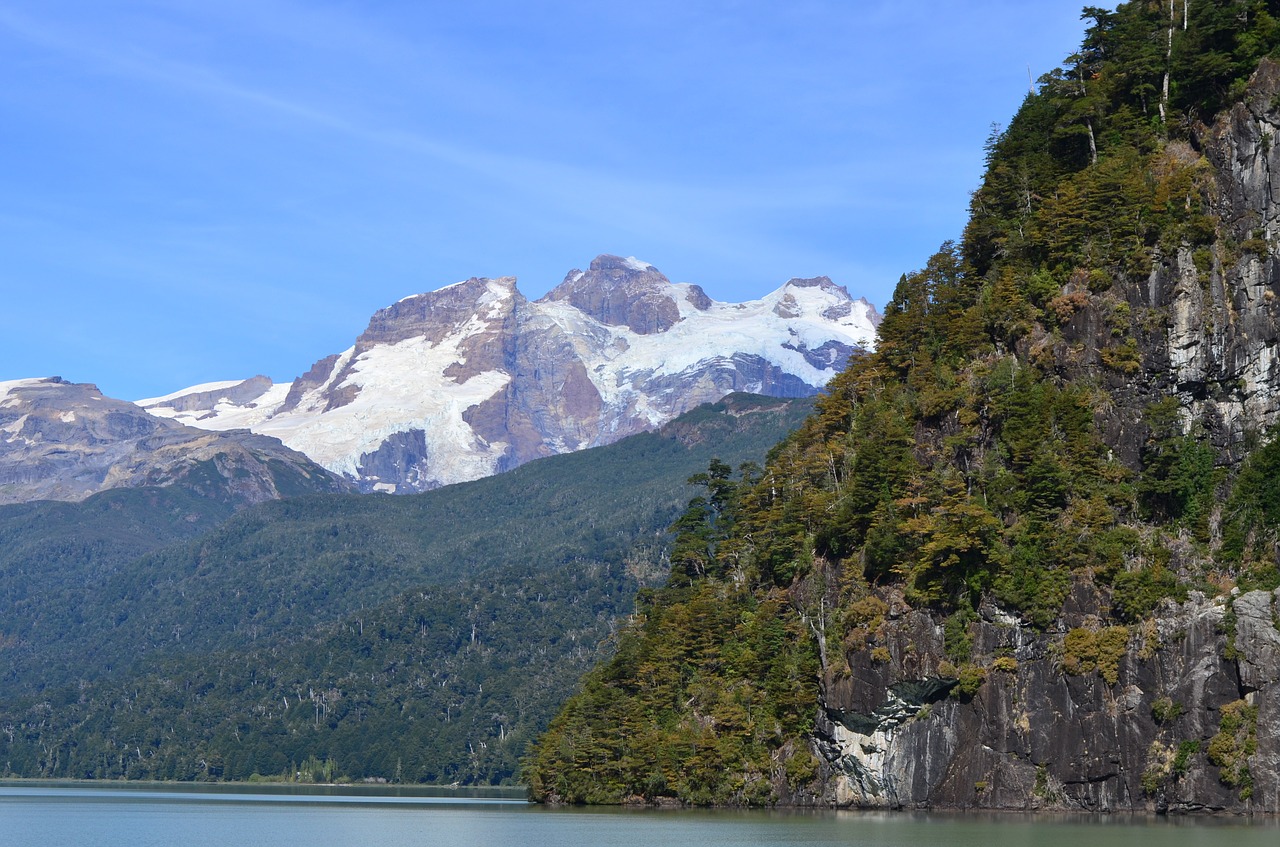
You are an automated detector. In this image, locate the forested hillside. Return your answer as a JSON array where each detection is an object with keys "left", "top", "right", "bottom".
[
  {"left": 526, "top": 2, "right": 1280, "bottom": 811},
  {"left": 0, "top": 394, "right": 810, "bottom": 783}
]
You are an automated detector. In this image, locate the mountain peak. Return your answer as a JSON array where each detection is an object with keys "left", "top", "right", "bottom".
[
  {"left": 2, "top": 378, "right": 344, "bottom": 504},
  {"left": 588, "top": 254, "right": 657, "bottom": 274},
  {"left": 541, "top": 254, "right": 681, "bottom": 334},
  {"left": 0, "top": 376, "right": 70, "bottom": 404},
  {"left": 769, "top": 275, "right": 864, "bottom": 323},
  {"left": 360, "top": 276, "right": 522, "bottom": 347},
  {"left": 143, "top": 254, "right": 879, "bottom": 494},
  {"left": 782, "top": 275, "right": 848, "bottom": 296}
]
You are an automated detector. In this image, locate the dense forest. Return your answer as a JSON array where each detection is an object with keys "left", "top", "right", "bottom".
[
  {"left": 0, "top": 394, "right": 810, "bottom": 783},
  {"left": 525, "top": 1, "right": 1280, "bottom": 806}
]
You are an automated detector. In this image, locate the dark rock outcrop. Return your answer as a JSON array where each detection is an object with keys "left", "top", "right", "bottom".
[
  {"left": 813, "top": 585, "right": 1279, "bottom": 814},
  {"left": 541, "top": 255, "right": 689, "bottom": 334}
]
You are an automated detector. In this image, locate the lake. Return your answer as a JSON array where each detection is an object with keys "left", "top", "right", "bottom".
[{"left": 2, "top": 783, "right": 1277, "bottom": 847}]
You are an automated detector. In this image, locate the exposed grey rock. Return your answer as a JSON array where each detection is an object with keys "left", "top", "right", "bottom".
[
  {"left": 812, "top": 585, "right": 1279, "bottom": 814},
  {"left": 1051, "top": 59, "right": 1280, "bottom": 466},
  {"left": 279, "top": 354, "right": 342, "bottom": 414},
  {"left": 354, "top": 428, "right": 431, "bottom": 493},
  {"left": 1234, "top": 588, "right": 1280, "bottom": 691},
  {"left": 156, "top": 375, "right": 275, "bottom": 414}
]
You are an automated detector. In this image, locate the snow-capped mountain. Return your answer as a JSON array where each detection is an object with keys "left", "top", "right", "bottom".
[
  {"left": 140, "top": 255, "right": 880, "bottom": 493},
  {"left": 0, "top": 377, "right": 347, "bottom": 505}
]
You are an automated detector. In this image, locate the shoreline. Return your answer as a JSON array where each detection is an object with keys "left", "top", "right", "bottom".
[
  {"left": 0, "top": 778, "right": 529, "bottom": 801},
  {"left": 6, "top": 779, "right": 1277, "bottom": 819}
]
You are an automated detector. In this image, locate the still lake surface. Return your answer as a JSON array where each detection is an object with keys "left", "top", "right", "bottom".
[{"left": 2, "top": 782, "right": 1277, "bottom": 847}]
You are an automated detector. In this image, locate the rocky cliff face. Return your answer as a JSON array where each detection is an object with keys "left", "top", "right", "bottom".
[
  {"left": 799, "top": 58, "right": 1280, "bottom": 820},
  {"left": 0, "top": 378, "right": 348, "bottom": 505},
  {"left": 141, "top": 255, "right": 880, "bottom": 493},
  {"left": 1048, "top": 59, "right": 1280, "bottom": 466},
  {"left": 542, "top": 254, "right": 696, "bottom": 334},
  {"left": 812, "top": 585, "right": 1280, "bottom": 814}
]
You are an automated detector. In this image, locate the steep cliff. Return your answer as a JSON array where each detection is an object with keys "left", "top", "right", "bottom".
[
  {"left": 1035, "top": 57, "right": 1280, "bottom": 467},
  {"left": 815, "top": 585, "right": 1280, "bottom": 813},
  {"left": 525, "top": 3, "right": 1280, "bottom": 813}
]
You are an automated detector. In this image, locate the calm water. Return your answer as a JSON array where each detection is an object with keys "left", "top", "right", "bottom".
[{"left": 2, "top": 783, "right": 1277, "bottom": 847}]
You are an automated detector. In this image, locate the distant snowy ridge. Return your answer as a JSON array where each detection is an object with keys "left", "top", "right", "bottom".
[
  {"left": 140, "top": 255, "right": 880, "bottom": 492},
  {"left": 0, "top": 377, "right": 347, "bottom": 505}
]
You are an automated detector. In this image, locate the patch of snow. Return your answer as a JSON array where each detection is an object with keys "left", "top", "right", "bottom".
[
  {"left": 136, "top": 380, "right": 245, "bottom": 407},
  {"left": 59, "top": 411, "right": 77, "bottom": 423},
  {"left": 535, "top": 280, "right": 876, "bottom": 423},
  {"left": 430, "top": 278, "right": 470, "bottom": 294},
  {"left": 248, "top": 332, "right": 511, "bottom": 481},
  {"left": 477, "top": 279, "right": 516, "bottom": 318},
  {"left": 2, "top": 413, "right": 30, "bottom": 437},
  {"left": 142, "top": 382, "right": 292, "bottom": 431},
  {"left": 0, "top": 378, "right": 49, "bottom": 406},
  {"left": 622, "top": 256, "right": 653, "bottom": 271}
]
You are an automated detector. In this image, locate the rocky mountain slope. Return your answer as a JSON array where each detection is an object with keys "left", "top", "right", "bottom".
[
  {"left": 525, "top": 4, "right": 1280, "bottom": 814},
  {"left": 139, "top": 255, "right": 879, "bottom": 493},
  {"left": 0, "top": 377, "right": 346, "bottom": 505}
]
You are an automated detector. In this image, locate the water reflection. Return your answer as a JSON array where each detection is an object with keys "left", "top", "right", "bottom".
[{"left": 0, "top": 783, "right": 1275, "bottom": 847}]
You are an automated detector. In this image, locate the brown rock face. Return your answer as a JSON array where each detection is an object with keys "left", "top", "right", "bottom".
[
  {"left": 359, "top": 277, "right": 520, "bottom": 347},
  {"left": 540, "top": 255, "right": 687, "bottom": 334},
  {"left": 280, "top": 355, "right": 342, "bottom": 414},
  {"left": 0, "top": 378, "right": 347, "bottom": 504},
  {"left": 459, "top": 299, "right": 605, "bottom": 474}
]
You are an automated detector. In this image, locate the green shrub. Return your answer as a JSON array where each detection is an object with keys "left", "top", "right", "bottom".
[
  {"left": 1207, "top": 700, "right": 1258, "bottom": 796},
  {"left": 1062, "top": 626, "right": 1128, "bottom": 684},
  {"left": 1173, "top": 740, "right": 1199, "bottom": 776},
  {"left": 943, "top": 608, "right": 975, "bottom": 663},
  {"left": 954, "top": 664, "right": 988, "bottom": 698},
  {"left": 992, "top": 656, "right": 1018, "bottom": 673},
  {"left": 1151, "top": 696, "right": 1183, "bottom": 724}
]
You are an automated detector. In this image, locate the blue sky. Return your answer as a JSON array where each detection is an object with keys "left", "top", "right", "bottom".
[{"left": 2, "top": 1, "right": 1097, "bottom": 400}]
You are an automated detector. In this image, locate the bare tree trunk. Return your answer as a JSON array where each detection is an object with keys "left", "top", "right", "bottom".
[
  {"left": 802, "top": 596, "right": 829, "bottom": 675},
  {"left": 1078, "top": 65, "right": 1099, "bottom": 165},
  {"left": 1160, "top": 0, "right": 1174, "bottom": 123}
]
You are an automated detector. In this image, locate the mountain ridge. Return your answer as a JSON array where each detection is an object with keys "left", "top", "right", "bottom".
[
  {"left": 0, "top": 376, "right": 347, "bottom": 506},
  {"left": 138, "top": 254, "right": 880, "bottom": 493}
]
